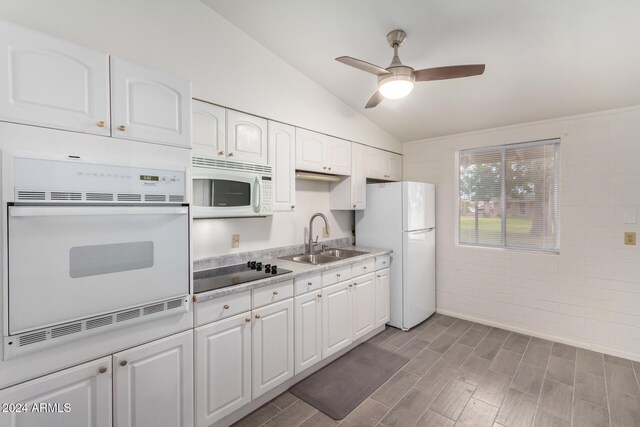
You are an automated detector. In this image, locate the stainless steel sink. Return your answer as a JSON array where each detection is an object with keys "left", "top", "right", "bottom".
[
  {"left": 320, "top": 248, "right": 367, "bottom": 259},
  {"left": 280, "top": 253, "right": 340, "bottom": 265}
]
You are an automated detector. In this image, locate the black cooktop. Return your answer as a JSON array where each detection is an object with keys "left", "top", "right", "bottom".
[{"left": 194, "top": 261, "right": 292, "bottom": 294}]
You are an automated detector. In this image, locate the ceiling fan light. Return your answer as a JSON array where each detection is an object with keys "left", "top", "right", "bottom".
[{"left": 379, "top": 79, "right": 414, "bottom": 99}]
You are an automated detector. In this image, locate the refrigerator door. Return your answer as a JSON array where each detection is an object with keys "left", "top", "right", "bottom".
[
  {"left": 402, "top": 228, "right": 436, "bottom": 329},
  {"left": 402, "top": 182, "right": 435, "bottom": 231}
]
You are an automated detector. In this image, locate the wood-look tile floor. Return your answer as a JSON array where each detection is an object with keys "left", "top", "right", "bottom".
[{"left": 234, "top": 314, "right": 640, "bottom": 427}]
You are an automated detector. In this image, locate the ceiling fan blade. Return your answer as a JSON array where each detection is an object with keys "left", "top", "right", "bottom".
[
  {"left": 365, "top": 91, "right": 384, "bottom": 109},
  {"left": 414, "top": 64, "right": 485, "bottom": 81},
  {"left": 336, "top": 56, "right": 390, "bottom": 76}
]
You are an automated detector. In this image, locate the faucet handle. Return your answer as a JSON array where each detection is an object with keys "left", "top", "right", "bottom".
[{"left": 313, "top": 235, "right": 319, "bottom": 244}]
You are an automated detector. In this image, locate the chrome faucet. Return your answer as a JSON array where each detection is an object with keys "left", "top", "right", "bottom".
[{"left": 308, "top": 213, "right": 330, "bottom": 254}]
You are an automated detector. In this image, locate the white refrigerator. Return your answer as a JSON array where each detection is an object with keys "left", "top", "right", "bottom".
[{"left": 355, "top": 181, "right": 435, "bottom": 331}]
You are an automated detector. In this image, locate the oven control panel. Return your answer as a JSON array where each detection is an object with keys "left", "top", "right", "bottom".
[{"left": 12, "top": 155, "right": 186, "bottom": 203}]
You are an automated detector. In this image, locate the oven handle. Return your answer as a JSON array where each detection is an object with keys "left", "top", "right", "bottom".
[{"left": 9, "top": 206, "right": 189, "bottom": 217}]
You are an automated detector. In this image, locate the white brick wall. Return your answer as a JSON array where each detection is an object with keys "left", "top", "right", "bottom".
[{"left": 404, "top": 106, "right": 640, "bottom": 361}]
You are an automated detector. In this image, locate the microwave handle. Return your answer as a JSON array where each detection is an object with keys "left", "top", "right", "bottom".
[
  {"left": 10, "top": 206, "right": 188, "bottom": 217},
  {"left": 253, "top": 176, "right": 261, "bottom": 214}
]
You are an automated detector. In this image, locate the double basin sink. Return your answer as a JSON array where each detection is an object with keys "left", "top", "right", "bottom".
[{"left": 280, "top": 248, "right": 367, "bottom": 265}]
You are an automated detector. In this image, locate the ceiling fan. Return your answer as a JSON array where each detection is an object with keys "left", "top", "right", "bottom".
[{"left": 336, "top": 29, "right": 485, "bottom": 108}]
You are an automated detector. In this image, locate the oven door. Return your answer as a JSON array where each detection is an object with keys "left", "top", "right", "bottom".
[
  {"left": 192, "top": 168, "right": 260, "bottom": 218},
  {"left": 8, "top": 205, "right": 189, "bottom": 334}
]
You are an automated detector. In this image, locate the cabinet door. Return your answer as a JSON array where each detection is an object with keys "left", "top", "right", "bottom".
[
  {"left": 352, "top": 273, "right": 376, "bottom": 340},
  {"left": 0, "top": 20, "right": 110, "bottom": 136},
  {"left": 365, "top": 146, "right": 388, "bottom": 180},
  {"left": 387, "top": 152, "right": 403, "bottom": 181},
  {"left": 110, "top": 57, "right": 191, "bottom": 148},
  {"left": 0, "top": 357, "right": 111, "bottom": 427},
  {"left": 252, "top": 299, "right": 294, "bottom": 399},
  {"left": 227, "top": 110, "right": 268, "bottom": 164},
  {"left": 294, "top": 292, "right": 322, "bottom": 375},
  {"left": 324, "top": 136, "right": 351, "bottom": 175},
  {"left": 351, "top": 142, "right": 367, "bottom": 209},
  {"left": 321, "top": 281, "right": 352, "bottom": 358},
  {"left": 295, "top": 128, "right": 326, "bottom": 173},
  {"left": 375, "top": 268, "right": 391, "bottom": 327},
  {"left": 195, "top": 312, "right": 251, "bottom": 426},
  {"left": 192, "top": 100, "right": 226, "bottom": 157},
  {"left": 268, "top": 121, "right": 296, "bottom": 211},
  {"left": 113, "top": 330, "right": 194, "bottom": 427}
]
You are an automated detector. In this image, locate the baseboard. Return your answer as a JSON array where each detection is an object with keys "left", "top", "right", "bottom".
[{"left": 436, "top": 309, "right": 640, "bottom": 363}]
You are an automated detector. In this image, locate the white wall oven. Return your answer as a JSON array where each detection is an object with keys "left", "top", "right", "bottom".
[
  {"left": 191, "top": 156, "right": 272, "bottom": 218},
  {"left": 3, "top": 153, "right": 190, "bottom": 359}
]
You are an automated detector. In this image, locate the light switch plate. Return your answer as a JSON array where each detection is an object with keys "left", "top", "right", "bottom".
[
  {"left": 231, "top": 234, "right": 240, "bottom": 248},
  {"left": 623, "top": 209, "right": 637, "bottom": 224},
  {"left": 624, "top": 232, "right": 636, "bottom": 245}
]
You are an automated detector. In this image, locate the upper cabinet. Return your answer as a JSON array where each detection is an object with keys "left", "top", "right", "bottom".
[
  {"left": 111, "top": 58, "right": 191, "bottom": 148},
  {"left": 268, "top": 121, "right": 296, "bottom": 211},
  {"left": 0, "top": 20, "right": 192, "bottom": 148},
  {"left": 0, "top": 20, "right": 110, "bottom": 136},
  {"left": 192, "top": 99, "right": 226, "bottom": 157},
  {"left": 366, "top": 147, "right": 403, "bottom": 181},
  {"left": 329, "top": 142, "right": 366, "bottom": 210},
  {"left": 226, "top": 110, "right": 268, "bottom": 164},
  {"left": 296, "top": 128, "right": 351, "bottom": 175}
]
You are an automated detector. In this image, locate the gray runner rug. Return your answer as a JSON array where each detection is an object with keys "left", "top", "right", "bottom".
[{"left": 289, "top": 342, "right": 409, "bottom": 420}]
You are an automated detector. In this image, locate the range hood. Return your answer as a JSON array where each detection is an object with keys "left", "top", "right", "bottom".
[{"left": 295, "top": 171, "right": 341, "bottom": 182}]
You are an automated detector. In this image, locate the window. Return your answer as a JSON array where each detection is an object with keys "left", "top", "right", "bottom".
[{"left": 458, "top": 139, "right": 560, "bottom": 252}]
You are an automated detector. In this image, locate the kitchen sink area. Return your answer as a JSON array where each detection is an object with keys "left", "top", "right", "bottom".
[{"left": 279, "top": 248, "right": 368, "bottom": 265}]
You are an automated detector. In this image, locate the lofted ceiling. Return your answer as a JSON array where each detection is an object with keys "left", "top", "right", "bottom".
[{"left": 202, "top": 0, "right": 640, "bottom": 142}]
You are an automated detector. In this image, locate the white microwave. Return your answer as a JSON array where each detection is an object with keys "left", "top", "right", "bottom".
[{"left": 192, "top": 156, "right": 273, "bottom": 218}]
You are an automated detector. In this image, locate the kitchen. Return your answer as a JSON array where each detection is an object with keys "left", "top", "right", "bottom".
[{"left": 0, "top": 1, "right": 639, "bottom": 427}]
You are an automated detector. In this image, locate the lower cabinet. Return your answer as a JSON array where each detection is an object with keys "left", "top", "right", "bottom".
[
  {"left": 375, "top": 268, "right": 391, "bottom": 327},
  {"left": 0, "top": 330, "right": 194, "bottom": 427},
  {"left": 0, "top": 356, "right": 112, "bottom": 427},
  {"left": 195, "top": 312, "right": 252, "bottom": 426},
  {"left": 321, "top": 281, "right": 353, "bottom": 358},
  {"left": 352, "top": 273, "right": 376, "bottom": 340},
  {"left": 294, "top": 292, "right": 322, "bottom": 374},
  {"left": 252, "top": 298, "right": 294, "bottom": 399}
]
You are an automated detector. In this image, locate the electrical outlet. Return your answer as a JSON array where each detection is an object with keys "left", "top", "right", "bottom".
[
  {"left": 624, "top": 232, "right": 636, "bottom": 245},
  {"left": 231, "top": 234, "right": 240, "bottom": 248},
  {"left": 322, "top": 226, "right": 330, "bottom": 238}
]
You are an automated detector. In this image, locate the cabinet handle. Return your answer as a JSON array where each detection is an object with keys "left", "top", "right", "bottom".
[
  {"left": 218, "top": 150, "right": 224, "bottom": 156},
  {"left": 377, "top": 274, "right": 381, "bottom": 278},
  {"left": 98, "top": 366, "right": 107, "bottom": 374},
  {"left": 363, "top": 266, "right": 367, "bottom": 270},
  {"left": 336, "top": 274, "right": 341, "bottom": 278},
  {"left": 228, "top": 152, "right": 235, "bottom": 157},
  {"left": 307, "top": 282, "right": 312, "bottom": 286},
  {"left": 323, "top": 166, "right": 327, "bottom": 170},
  {"left": 317, "top": 294, "right": 322, "bottom": 298},
  {"left": 223, "top": 304, "right": 230, "bottom": 309},
  {"left": 118, "top": 125, "right": 126, "bottom": 131},
  {"left": 273, "top": 291, "right": 279, "bottom": 296},
  {"left": 97, "top": 120, "right": 106, "bottom": 128},
  {"left": 353, "top": 204, "right": 356, "bottom": 208},
  {"left": 328, "top": 167, "right": 332, "bottom": 171},
  {"left": 349, "top": 284, "right": 353, "bottom": 287},
  {"left": 291, "top": 205, "right": 295, "bottom": 210},
  {"left": 245, "top": 318, "right": 251, "bottom": 323},
  {"left": 120, "top": 360, "right": 128, "bottom": 367},
  {"left": 255, "top": 314, "right": 261, "bottom": 319}
]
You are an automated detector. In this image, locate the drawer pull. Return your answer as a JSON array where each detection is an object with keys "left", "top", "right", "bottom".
[
  {"left": 255, "top": 314, "right": 261, "bottom": 319},
  {"left": 218, "top": 150, "right": 224, "bottom": 156},
  {"left": 307, "top": 282, "right": 312, "bottom": 286},
  {"left": 336, "top": 274, "right": 341, "bottom": 278},
  {"left": 317, "top": 294, "right": 322, "bottom": 298},
  {"left": 223, "top": 304, "right": 230, "bottom": 309},
  {"left": 97, "top": 120, "right": 106, "bottom": 128},
  {"left": 377, "top": 274, "right": 381, "bottom": 278},
  {"left": 98, "top": 366, "right": 107, "bottom": 374},
  {"left": 349, "top": 284, "right": 353, "bottom": 287},
  {"left": 273, "top": 290, "right": 279, "bottom": 296},
  {"left": 245, "top": 318, "right": 251, "bottom": 323},
  {"left": 120, "top": 360, "right": 128, "bottom": 367},
  {"left": 363, "top": 266, "right": 367, "bottom": 270},
  {"left": 118, "top": 125, "right": 126, "bottom": 131}
]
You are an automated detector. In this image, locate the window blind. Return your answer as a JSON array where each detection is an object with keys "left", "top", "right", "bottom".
[{"left": 458, "top": 139, "right": 560, "bottom": 252}]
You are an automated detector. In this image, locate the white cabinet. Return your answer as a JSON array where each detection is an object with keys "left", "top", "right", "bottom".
[
  {"left": 294, "top": 292, "right": 322, "bottom": 374},
  {"left": 366, "top": 147, "right": 402, "bottom": 181},
  {"left": 295, "top": 128, "right": 351, "bottom": 175},
  {"left": 268, "top": 121, "right": 296, "bottom": 211},
  {"left": 110, "top": 57, "right": 191, "bottom": 148},
  {"left": 329, "top": 142, "right": 367, "bottom": 210},
  {"left": 252, "top": 298, "right": 294, "bottom": 398},
  {"left": 113, "top": 330, "right": 194, "bottom": 427},
  {"left": 195, "top": 312, "right": 251, "bottom": 426},
  {"left": 0, "top": 20, "right": 110, "bottom": 136},
  {"left": 0, "top": 357, "right": 112, "bottom": 427},
  {"left": 352, "top": 273, "right": 376, "bottom": 340},
  {"left": 321, "top": 281, "right": 352, "bottom": 358},
  {"left": 375, "top": 268, "right": 391, "bottom": 327},
  {"left": 192, "top": 99, "right": 226, "bottom": 157},
  {"left": 226, "top": 110, "right": 268, "bottom": 165}
]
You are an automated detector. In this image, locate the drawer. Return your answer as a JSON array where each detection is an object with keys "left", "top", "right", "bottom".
[
  {"left": 375, "top": 255, "right": 391, "bottom": 270},
  {"left": 351, "top": 258, "right": 375, "bottom": 277},
  {"left": 322, "top": 264, "right": 352, "bottom": 287},
  {"left": 294, "top": 272, "right": 322, "bottom": 296},
  {"left": 195, "top": 290, "right": 251, "bottom": 326},
  {"left": 253, "top": 279, "right": 294, "bottom": 308}
]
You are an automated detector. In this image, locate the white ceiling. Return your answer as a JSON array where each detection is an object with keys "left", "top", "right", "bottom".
[{"left": 202, "top": 0, "right": 640, "bottom": 142}]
